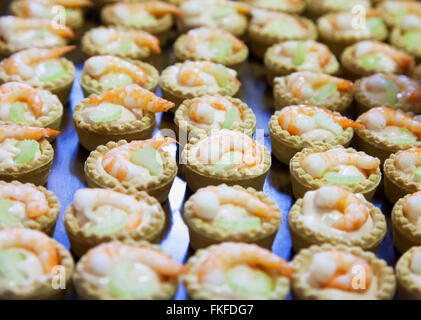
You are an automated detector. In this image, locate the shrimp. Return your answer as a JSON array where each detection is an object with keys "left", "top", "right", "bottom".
[
  {"left": 84, "top": 56, "right": 151, "bottom": 85},
  {"left": 197, "top": 242, "right": 292, "bottom": 283},
  {"left": 110, "top": 2, "right": 182, "bottom": 18},
  {"left": 188, "top": 96, "right": 241, "bottom": 125},
  {"left": 102, "top": 137, "right": 177, "bottom": 182},
  {"left": 191, "top": 184, "right": 281, "bottom": 221},
  {"left": 85, "top": 84, "right": 174, "bottom": 113},
  {"left": 0, "top": 228, "right": 59, "bottom": 274},
  {"left": 0, "top": 125, "right": 61, "bottom": 143},
  {"left": 0, "top": 183, "right": 48, "bottom": 219},
  {"left": 313, "top": 186, "right": 369, "bottom": 231},
  {"left": 73, "top": 188, "right": 144, "bottom": 231},
  {"left": 279, "top": 41, "right": 332, "bottom": 68},
  {"left": 83, "top": 242, "right": 184, "bottom": 278},
  {"left": 186, "top": 27, "right": 245, "bottom": 53},
  {"left": 0, "top": 82, "right": 43, "bottom": 118},
  {"left": 277, "top": 105, "right": 362, "bottom": 136},
  {"left": 300, "top": 147, "right": 380, "bottom": 178},
  {"left": 309, "top": 251, "right": 373, "bottom": 292},
  {"left": 402, "top": 191, "right": 421, "bottom": 225},
  {"left": 17, "top": 0, "right": 92, "bottom": 14},
  {"left": 394, "top": 148, "right": 421, "bottom": 174},
  {"left": 359, "top": 107, "right": 421, "bottom": 135}
]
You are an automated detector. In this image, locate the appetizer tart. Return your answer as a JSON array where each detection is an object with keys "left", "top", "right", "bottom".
[
  {"left": 173, "top": 27, "right": 249, "bottom": 68},
  {"left": 289, "top": 145, "right": 382, "bottom": 200},
  {"left": 178, "top": 0, "right": 251, "bottom": 37},
  {"left": 341, "top": 40, "right": 414, "bottom": 80},
  {"left": 0, "top": 82, "right": 63, "bottom": 132},
  {"left": 0, "top": 180, "right": 59, "bottom": 235},
  {"left": 64, "top": 188, "right": 165, "bottom": 257},
  {"left": 291, "top": 244, "right": 396, "bottom": 300},
  {"left": 0, "top": 46, "right": 76, "bottom": 105},
  {"left": 160, "top": 61, "right": 241, "bottom": 111},
  {"left": 80, "top": 55, "right": 159, "bottom": 97},
  {"left": 273, "top": 71, "right": 354, "bottom": 113},
  {"left": 11, "top": 0, "right": 92, "bottom": 30},
  {"left": 391, "top": 27, "right": 421, "bottom": 62},
  {"left": 392, "top": 192, "right": 421, "bottom": 253},
  {"left": 81, "top": 27, "right": 161, "bottom": 61},
  {"left": 384, "top": 148, "right": 421, "bottom": 204},
  {"left": 248, "top": 9, "right": 317, "bottom": 58},
  {"left": 181, "top": 129, "right": 271, "bottom": 192},
  {"left": 354, "top": 73, "right": 421, "bottom": 115},
  {"left": 356, "top": 107, "right": 421, "bottom": 163},
  {"left": 174, "top": 96, "right": 256, "bottom": 138},
  {"left": 0, "top": 16, "right": 74, "bottom": 56},
  {"left": 84, "top": 137, "right": 178, "bottom": 203},
  {"left": 101, "top": 1, "right": 181, "bottom": 45},
  {"left": 264, "top": 40, "right": 339, "bottom": 86},
  {"left": 289, "top": 186, "right": 386, "bottom": 253},
  {"left": 183, "top": 184, "right": 282, "bottom": 250},
  {"left": 238, "top": 0, "right": 305, "bottom": 14},
  {"left": 0, "top": 228, "right": 74, "bottom": 300},
  {"left": 74, "top": 85, "right": 174, "bottom": 151},
  {"left": 377, "top": 0, "right": 421, "bottom": 29},
  {"left": 182, "top": 242, "right": 293, "bottom": 300},
  {"left": 0, "top": 125, "right": 60, "bottom": 185},
  {"left": 317, "top": 10, "right": 388, "bottom": 56},
  {"left": 73, "top": 241, "right": 183, "bottom": 300},
  {"left": 306, "top": 0, "right": 370, "bottom": 20},
  {"left": 396, "top": 246, "right": 421, "bottom": 299},
  {"left": 269, "top": 105, "right": 360, "bottom": 165}
]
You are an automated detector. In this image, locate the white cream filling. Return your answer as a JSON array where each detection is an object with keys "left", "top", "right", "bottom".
[
  {"left": 82, "top": 103, "right": 139, "bottom": 124},
  {"left": 0, "top": 138, "right": 41, "bottom": 166}
]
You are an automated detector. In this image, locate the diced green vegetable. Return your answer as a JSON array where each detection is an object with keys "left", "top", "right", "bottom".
[
  {"left": 414, "top": 167, "right": 421, "bottom": 177},
  {"left": 294, "top": 41, "right": 307, "bottom": 66},
  {"left": 313, "top": 83, "right": 337, "bottom": 103},
  {"left": 205, "top": 64, "right": 230, "bottom": 88},
  {"left": 387, "top": 128, "right": 417, "bottom": 145},
  {"left": 385, "top": 79, "right": 398, "bottom": 107},
  {"left": 211, "top": 7, "right": 236, "bottom": 19},
  {"left": 313, "top": 112, "right": 343, "bottom": 135},
  {"left": 402, "top": 30, "right": 421, "bottom": 50},
  {"left": 14, "top": 140, "right": 39, "bottom": 164},
  {"left": 89, "top": 103, "right": 123, "bottom": 123},
  {"left": 130, "top": 146, "right": 163, "bottom": 176},
  {"left": 214, "top": 151, "right": 242, "bottom": 171},
  {"left": 360, "top": 54, "right": 381, "bottom": 70},
  {"left": 366, "top": 17, "right": 384, "bottom": 34},
  {"left": 116, "top": 40, "right": 134, "bottom": 55},
  {"left": 0, "top": 198, "right": 22, "bottom": 227},
  {"left": 101, "top": 73, "right": 133, "bottom": 89},
  {"left": 215, "top": 217, "right": 261, "bottom": 230},
  {"left": 0, "top": 249, "right": 27, "bottom": 284},
  {"left": 221, "top": 107, "right": 238, "bottom": 130},
  {"left": 128, "top": 12, "right": 157, "bottom": 26},
  {"left": 267, "top": 20, "right": 294, "bottom": 37},
  {"left": 88, "top": 208, "right": 128, "bottom": 236},
  {"left": 226, "top": 265, "right": 274, "bottom": 298},
  {"left": 322, "top": 172, "right": 363, "bottom": 185},
  {"left": 33, "top": 29, "right": 47, "bottom": 39},
  {"left": 39, "top": 61, "right": 66, "bottom": 82},
  {"left": 209, "top": 39, "right": 233, "bottom": 60},
  {"left": 9, "top": 102, "right": 27, "bottom": 125}
]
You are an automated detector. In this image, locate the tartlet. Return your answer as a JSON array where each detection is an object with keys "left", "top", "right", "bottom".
[
  {"left": 264, "top": 40, "right": 339, "bottom": 86},
  {"left": 64, "top": 188, "right": 166, "bottom": 257},
  {"left": 84, "top": 137, "right": 178, "bottom": 203},
  {"left": 183, "top": 184, "right": 282, "bottom": 250},
  {"left": 0, "top": 180, "right": 59, "bottom": 236},
  {"left": 355, "top": 107, "right": 421, "bottom": 163},
  {"left": 0, "top": 46, "right": 76, "bottom": 105},
  {"left": 391, "top": 27, "right": 421, "bottom": 63},
  {"left": 181, "top": 129, "right": 271, "bottom": 192},
  {"left": 354, "top": 73, "right": 421, "bottom": 115},
  {"left": 182, "top": 242, "right": 293, "bottom": 300},
  {"left": 291, "top": 244, "right": 396, "bottom": 300},
  {"left": 305, "top": 0, "right": 371, "bottom": 20},
  {"left": 238, "top": 0, "right": 305, "bottom": 14},
  {"left": 0, "top": 228, "right": 74, "bottom": 300},
  {"left": 273, "top": 71, "right": 354, "bottom": 113},
  {"left": 80, "top": 55, "right": 159, "bottom": 97},
  {"left": 72, "top": 241, "right": 183, "bottom": 300},
  {"left": 174, "top": 27, "right": 249, "bottom": 68},
  {"left": 384, "top": 148, "right": 421, "bottom": 204},
  {"left": 160, "top": 61, "right": 241, "bottom": 111},
  {"left": 288, "top": 186, "right": 386, "bottom": 253},
  {"left": 289, "top": 145, "right": 382, "bottom": 200},
  {"left": 377, "top": 0, "right": 421, "bottom": 29},
  {"left": 248, "top": 9, "right": 317, "bottom": 58},
  {"left": 396, "top": 246, "right": 421, "bottom": 299},
  {"left": 74, "top": 84, "right": 173, "bottom": 151},
  {"left": 341, "top": 40, "right": 415, "bottom": 80},
  {"left": 269, "top": 105, "right": 359, "bottom": 165},
  {"left": 174, "top": 96, "right": 256, "bottom": 139}
]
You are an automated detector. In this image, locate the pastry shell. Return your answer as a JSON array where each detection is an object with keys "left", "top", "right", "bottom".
[
  {"left": 181, "top": 132, "right": 271, "bottom": 192},
  {"left": 396, "top": 246, "right": 421, "bottom": 299},
  {"left": 269, "top": 110, "right": 354, "bottom": 165},
  {"left": 64, "top": 190, "right": 165, "bottom": 257},
  {"left": 72, "top": 240, "right": 179, "bottom": 300},
  {"left": 84, "top": 140, "right": 177, "bottom": 203},
  {"left": 288, "top": 196, "right": 386, "bottom": 253},
  {"left": 291, "top": 244, "right": 396, "bottom": 300},
  {"left": 183, "top": 184, "right": 282, "bottom": 250},
  {"left": 80, "top": 59, "right": 159, "bottom": 97},
  {"left": 391, "top": 27, "right": 421, "bottom": 63},
  {"left": 289, "top": 145, "right": 381, "bottom": 200},
  {"left": 182, "top": 243, "right": 290, "bottom": 300}
]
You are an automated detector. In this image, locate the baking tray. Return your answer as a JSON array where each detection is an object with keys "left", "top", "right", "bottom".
[{"left": 2, "top": 2, "right": 398, "bottom": 300}]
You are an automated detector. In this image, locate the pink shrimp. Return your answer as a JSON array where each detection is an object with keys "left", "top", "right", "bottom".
[
  {"left": 0, "top": 125, "right": 61, "bottom": 143},
  {"left": 188, "top": 96, "right": 241, "bottom": 124},
  {"left": 0, "top": 82, "right": 43, "bottom": 118},
  {"left": 110, "top": 2, "right": 182, "bottom": 18}
]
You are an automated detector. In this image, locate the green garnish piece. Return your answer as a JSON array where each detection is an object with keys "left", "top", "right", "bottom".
[
  {"left": 215, "top": 217, "right": 261, "bottom": 230},
  {"left": 211, "top": 7, "right": 236, "bottom": 19},
  {"left": 88, "top": 208, "right": 128, "bottom": 236},
  {"left": 221, "top": 107, "right": 238, "bottom": 129},
  {"left": 385, "top": 79, "right": 399, "bottom": 107},
  {"left": 9, "top": 102, "right": 27, "bottom": 125},
  {"left": 205, "top": 64, "right": 230, "bottom": 88},
  {"left": 294, "top": 41, "right": 307, "bottom": 66},
  {"left": 226, "top": 265, "right": 274, "bottom": 298},
  {"left": 117, "top": 40, "right": 134, "bottom": 55},
  {"left": 214, "top": 151, "right": 242, "bottom": 171},
  {"left": 313, "top": 83, "right": 338, "bottom": 103},
  {"left": 14, "top": 140, "right": 39, "bottom": 164},
  {"left": 366, "top": 17, "right": 384, "bottom": 34},
  {"left": 39, "top": 61, "right": 66, "bottom": 82},
  {"left": 414, "top": 167, "right": 421, "bottom": 177},
  {"left": 65, "top": 9, "right": 74, "bottom": 19},
  {"left": 360, "top": 54, "right": 381, "bottom": 70},
  {"left": 396, "top": 8, "right": 407, "bottom": 22},
  {"left": 313, "top": 112, "right": 344, "bottom": 135},
  {"left": 33, "top": 29, "right": 47, "bottom": 39},
  {"left": 128, "top": 12, "right": 157, "bottom": 26},
  {"left": 101, "top": 73, "right": 133, "bottom": 89},
  {"left": 130, "top": 146, "right": 163, "bottom": 176},
  {"left": 209, "top": 39, "right": 233, "bottom": 60},
  {"left": 402, "top": 30, "right": 421, "bottom": 50},
  {"left": 89, "top": 103, "right": 123, "bottom": 123},
  {"left": 387, "top": 128, "right": 417, "bottom": 145},
  {"left": 0, "top": 249, "right": 27, "bottom": 284},
  {"left": 267, "top": 20, "right": 295, "bottom": 37},
  {"left": 322, "top": 172, "right": 363, "bottom": 185},
  {"left": 0, "top": 198, "right": 22, "bottom": 228}
]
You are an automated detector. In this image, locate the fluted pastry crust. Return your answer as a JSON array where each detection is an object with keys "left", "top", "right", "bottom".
[{"left": 396, "top": 246, "right": 421, "bottom": 299}]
